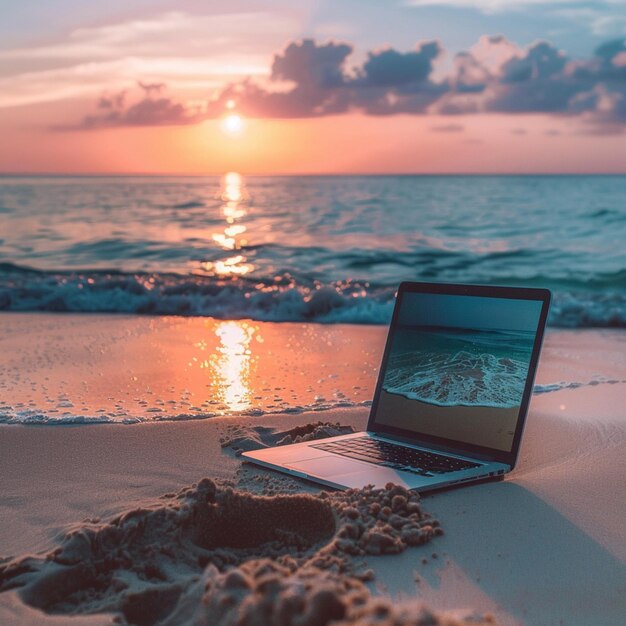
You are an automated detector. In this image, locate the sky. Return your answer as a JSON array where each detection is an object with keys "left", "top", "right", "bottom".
[{"left": 0, "top": 0, "right": 625, "bottom": 174}]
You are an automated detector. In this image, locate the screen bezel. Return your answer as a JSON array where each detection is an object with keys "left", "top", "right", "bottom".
[{"left": 367, "top": 281, "right": 551, "bottom": 468}]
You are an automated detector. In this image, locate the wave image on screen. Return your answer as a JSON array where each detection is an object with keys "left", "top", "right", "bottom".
[{"left": 383, "top": 326, "right": 535, "bottom": 409}]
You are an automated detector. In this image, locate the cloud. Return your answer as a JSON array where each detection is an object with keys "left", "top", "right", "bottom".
[
  {"left": 60, "top": 85, "right": 201, "bottom": 130},
  {"left": 500, "top": 41, "right": 567, "bottom": 83},
  {"left": 590, "top": 15, "right": 626, "bottom": 38},
  {"left": 203, "top": 39, "right": 446, "bottom": 118},
  {"left": 137, "top": 81, "right": 166, "bottom": 97},
  {"left": 431, "top": 123, "right": 464, "bottom": 132},
  {"left": 484, "top": 41, "right": 578, "bottom": 114},
  {"left": 271, "top": 40, "right": 351, "bottom": 87},
  {"left": 85, "top": 96, "right": 195, "bottom": 128},
  {"left": 68, "top": 35, "right": 626, "bottom": 132},
  {"left": 0, "top": 57, "right": 265, "bottom": 110},
  {"left": 359, "top": 42, "right": 441, "bottom": 87},
  {"left": 0, "top": 11, "right": 290, "bottom": 109},
  {"left": 436, "top": 36, "right": 626, "bottom": 130},
  {"left": 467, "top": 34, "right": 523, "bottom": 75},
  {"left": 0, "top": 11, "right": 299, "bottom": 63},
  {"left": 450, "top": 52, "right": 490, "bottom": 93},
  {"left": 404, "top": 0, "right": 609, "bottom": 14}
]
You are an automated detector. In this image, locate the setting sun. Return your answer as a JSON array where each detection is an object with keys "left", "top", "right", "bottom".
[{"left": 221, "top": 114, "right": 244, "bottom": 136}]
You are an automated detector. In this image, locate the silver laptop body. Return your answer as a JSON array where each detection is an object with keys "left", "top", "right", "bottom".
[{"left": 243, "top": 281, "right": 550, "bottom": 493}]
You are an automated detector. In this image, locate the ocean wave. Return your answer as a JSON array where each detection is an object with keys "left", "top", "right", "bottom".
[
  {"left": 171, "top": 200, "right": 205, "bottom": 209},
  {"left": 384, "top": 350, "right": 529, "bottom": 408},
  {"left": 0, "top": 399, "right": 373, "bottom": 425},
  {"left": 0, "top": 262, "right": 625, "bottom": 327}
]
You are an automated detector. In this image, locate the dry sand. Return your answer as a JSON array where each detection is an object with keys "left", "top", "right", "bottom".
[
  {"left": 1, "top": 314, "right": 625, "bottom": 625},
  {"left": 2, "top": 477, "right": 467, "bottom": 625}
]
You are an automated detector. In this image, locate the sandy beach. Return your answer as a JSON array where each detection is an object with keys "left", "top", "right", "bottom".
[{"left": 1, "top": 313, "right": 625, "bottom": 625}]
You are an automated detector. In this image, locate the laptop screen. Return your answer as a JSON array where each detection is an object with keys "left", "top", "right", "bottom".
[{"left": 371, "top": 291, "right": 544, "bottom": 453}]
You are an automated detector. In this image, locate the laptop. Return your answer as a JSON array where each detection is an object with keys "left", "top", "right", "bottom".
[{"left": 243, "top": 281, "right": 551, "bottom": 492}]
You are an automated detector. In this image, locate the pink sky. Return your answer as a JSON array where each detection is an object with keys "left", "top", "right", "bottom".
[{"left": 1, "top": 4, "right": 625, "bottom": 174}]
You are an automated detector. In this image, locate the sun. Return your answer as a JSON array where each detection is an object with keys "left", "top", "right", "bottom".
[{"left": 221, "top": 114, "right": 244, "bottom": 136}]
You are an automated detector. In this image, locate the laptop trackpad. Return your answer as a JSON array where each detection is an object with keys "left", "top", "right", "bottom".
[{"left": 287, "top": 456, "right": 371, "bottom": 478}]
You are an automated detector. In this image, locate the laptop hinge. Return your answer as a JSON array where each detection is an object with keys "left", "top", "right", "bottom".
[{"left": 369, "top": 430, "right": 501, "bottom": 464}]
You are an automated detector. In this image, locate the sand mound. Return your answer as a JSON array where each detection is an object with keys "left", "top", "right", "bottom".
[
  {"left": 0, "top": 479, "right": 483, "bottom": 625},
  {"left": 220, "top": 421, "right": 355, "bottom": 454},
  {"left": 162, "top": 559, "right": 493, "bottom": 626}
]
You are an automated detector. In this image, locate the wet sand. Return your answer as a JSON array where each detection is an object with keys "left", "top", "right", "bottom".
[{"left": 0, "top": 313, "right": 382, "bottom": 423}]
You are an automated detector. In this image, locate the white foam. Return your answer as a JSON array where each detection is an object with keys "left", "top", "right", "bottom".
[
  {"left": 0, "top": 265, "right": 624, "bottom": 327},
  {"left": 384, "top": 350, "right": 528, "bottom": 408}
]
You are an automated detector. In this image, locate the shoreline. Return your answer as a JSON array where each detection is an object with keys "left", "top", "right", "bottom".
[{"left": 1, "top": 312, "right": 624, "bottom": 426}]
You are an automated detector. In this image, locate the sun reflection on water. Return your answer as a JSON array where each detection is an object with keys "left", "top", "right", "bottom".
[
  {"left": 212, "top": 255, "right": 254, "bottom": 276},
  {"left": 223, "top": 172, "right": 243, "bottom": 202},
  {"left": 202, "top": 172, "right": 254, "bottom": 276}
]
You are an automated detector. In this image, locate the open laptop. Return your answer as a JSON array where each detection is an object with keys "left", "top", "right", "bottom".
[{"left": 243, "top": 281, "right": 551, "bottom": 492}]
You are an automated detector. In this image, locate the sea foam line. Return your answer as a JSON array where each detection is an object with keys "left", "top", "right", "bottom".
[
  {"left": 0, "top": 399, "right": 373, "bottom": 425},
  {"left": 0, "top": 263, "right": 625, "bottom": 327}
]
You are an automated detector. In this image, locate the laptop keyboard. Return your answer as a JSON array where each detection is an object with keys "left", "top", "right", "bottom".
[{"left": 310, "top": 436, "right": 480, "bottom": 476}]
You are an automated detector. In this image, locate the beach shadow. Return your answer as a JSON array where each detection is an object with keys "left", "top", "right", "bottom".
[{"left": 386, "top": 481, "right": 626, "bottom": 624}]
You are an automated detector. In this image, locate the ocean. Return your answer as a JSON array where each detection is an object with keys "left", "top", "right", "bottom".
[{"left": 1, "top": 173, "right": 625, "bottom": 327}]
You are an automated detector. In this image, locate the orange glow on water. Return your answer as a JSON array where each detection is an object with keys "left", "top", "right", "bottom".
[
  {"left": 202, "top": 171, "right": 254, "bottom": 276},
  {"left": 203, "top": 255, "right": 254, "bottom": 276}
]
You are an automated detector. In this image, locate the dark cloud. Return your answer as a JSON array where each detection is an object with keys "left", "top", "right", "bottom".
[
  {"left": 483, "top": 42, "right": 580, "bottom": 114},
  {"left": 202, "top": 39, "right": 447, "bottom": 119},
  {"left": 561, "top": 38, "right": 626, "bottom": 132},
  {"left": 353, "top": 42, "right": 446, "bottom": 115},
  {"left": 208, "top": 39, "right": 356, "bottom": 118},
  {"left": 69, "top": 35, "right": 626, "bottom": 131},
  {"left": 271, "top": 39, "right": 351, "bottom": 87},
  {"left": 500, "top": 42, "right": 567, "bottom": 83},
  {"left": 583, "top": 38, "right": 626, "bottom": 80},
  {"left": 358, "top": 42, "right": 441, "bottom": 87},
  {"left": 441, "top": 36, "right": 626, "bottom": 131},
  {"left": 64, "top": 86, "right": 200, "bottom": 130}
]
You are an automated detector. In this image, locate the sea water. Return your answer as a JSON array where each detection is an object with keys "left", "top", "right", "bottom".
[{"left": 1, "top": 173, "right": 625, "bottom": 327}]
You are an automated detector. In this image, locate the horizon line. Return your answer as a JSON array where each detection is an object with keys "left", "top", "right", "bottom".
[{"left": 1, "top": 171, "right": 625, "bottom": 178}]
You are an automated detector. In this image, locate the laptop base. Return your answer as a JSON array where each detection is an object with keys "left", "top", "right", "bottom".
[{"left": 242, "top": 431, "right": 509, "bottom": 492}]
